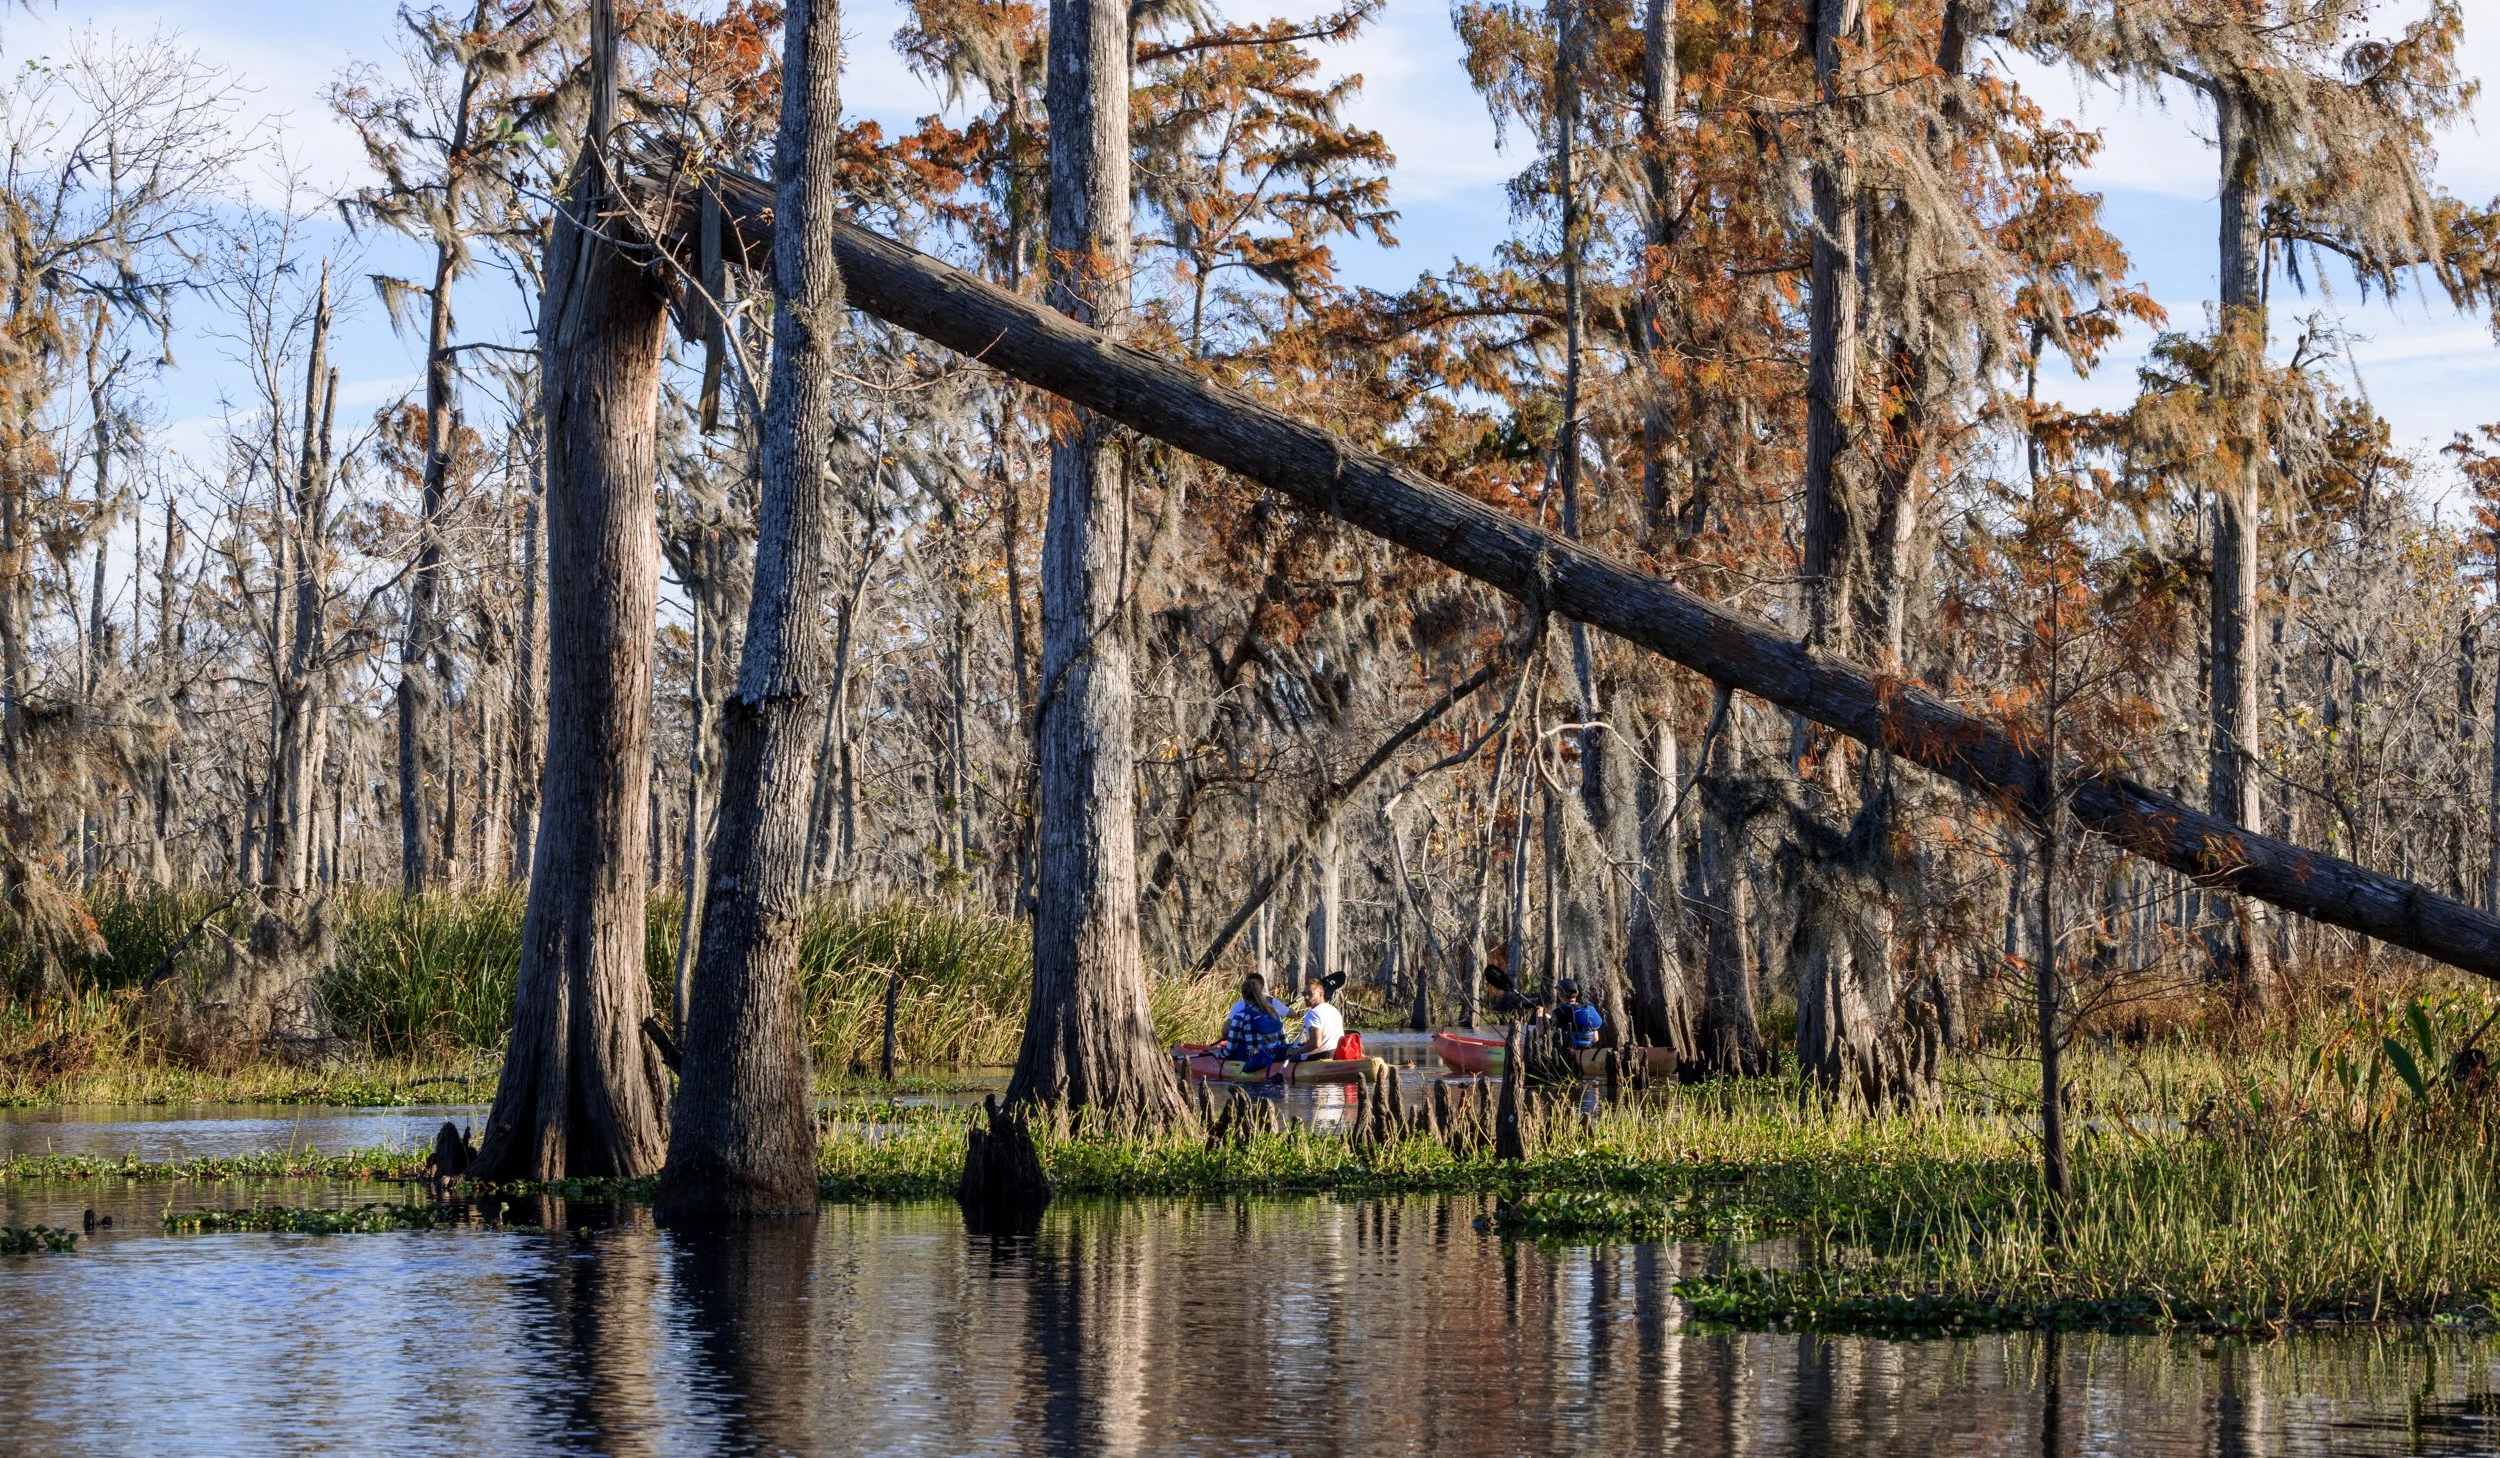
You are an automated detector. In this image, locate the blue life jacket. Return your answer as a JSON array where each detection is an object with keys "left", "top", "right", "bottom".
[{"left": 1567, "top": 1002, "right": 1603, "bottom": 1049}]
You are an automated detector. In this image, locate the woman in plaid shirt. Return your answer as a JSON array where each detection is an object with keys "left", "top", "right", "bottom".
[{"left": 1216, "top": 973, "right": 1291, "bottom": 1071}]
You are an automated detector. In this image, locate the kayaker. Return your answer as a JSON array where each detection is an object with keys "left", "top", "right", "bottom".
[
  {"left": 1215, "top": 973, "right": 1292, "bottom": 1071},
  {"left": 1288, "top": 976, "right": 1346, "bottom": 1061},
  {"left": 1557, "top": 979, "right": 1603, "bottom": 1050}
]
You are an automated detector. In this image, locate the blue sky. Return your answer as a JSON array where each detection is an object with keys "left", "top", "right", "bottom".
[{"left": 12, "top": 0, "right": 2499, "bottom": 490}]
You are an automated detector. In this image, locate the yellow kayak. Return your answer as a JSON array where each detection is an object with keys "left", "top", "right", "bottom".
[{"left": 1173, "top": 1047, "right": 1386, "bottom": 1084}]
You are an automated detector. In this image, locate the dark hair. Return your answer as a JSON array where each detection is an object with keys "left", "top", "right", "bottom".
[{"left": 1240, "top": 972, "right": 1270, "bottom": 1014}]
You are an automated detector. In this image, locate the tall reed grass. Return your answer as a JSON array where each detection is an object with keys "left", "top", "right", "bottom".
[{"left": 1, "top": 886, "right": 1234, "bottom": 1096}]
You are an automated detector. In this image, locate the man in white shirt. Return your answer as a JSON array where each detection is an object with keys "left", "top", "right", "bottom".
[{"left": 1292, "top": 977, "right": 1345, "bottom": 1060}]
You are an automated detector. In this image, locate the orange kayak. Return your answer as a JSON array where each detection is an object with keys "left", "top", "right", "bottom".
[
  {"left": 1431, "top": 1031, "right": 1676, "bottom": 1078},
  {"left": 1171, "top": 1045, "right": 1385, "bottom": 1084}
]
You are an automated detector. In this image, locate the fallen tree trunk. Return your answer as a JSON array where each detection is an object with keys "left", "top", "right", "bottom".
[{"left": 663, "top": 159, "right": 2500, "bottom": 985}]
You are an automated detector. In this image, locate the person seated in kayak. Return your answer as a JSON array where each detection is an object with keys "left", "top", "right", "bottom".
[
  {"left": 1214, "top": 973, "right": 1292, "bottom": 1070},
  {"left": 1288, "top": 973, "right": 1347, "bottom": 1061},
  {"left": 1557, "top": 979, "right": 1603, "bottom": 1051}
]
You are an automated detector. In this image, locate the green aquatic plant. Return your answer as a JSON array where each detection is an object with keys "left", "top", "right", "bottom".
[
  {"left": 1484, "top": 1191, "right": 1668, "bottom": 1242},
  {"left": 2, "top": 1147, "right": 432, "bottom": 1183},
  {"left": 1675, "top": 1270, "right": 2171, "bottom": 1335},
  {"left": 0, "top": 1224, "right": 78, "bottom": 1253},
  {"left": 164, "top": 1202, "right": 460, "bottom": 1234}
]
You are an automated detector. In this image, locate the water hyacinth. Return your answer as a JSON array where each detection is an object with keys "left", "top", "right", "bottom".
[{"left": 0, "top": 1225, "right": 79, "bottom": 1253}]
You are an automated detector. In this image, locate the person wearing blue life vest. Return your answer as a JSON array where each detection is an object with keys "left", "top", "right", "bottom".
[
  {"left": 1557, "top": 979, "right": 1603, "bottom": 1050},
  {"left": 1214, "top": 972, "right": 1292, "bottom": 1071}
]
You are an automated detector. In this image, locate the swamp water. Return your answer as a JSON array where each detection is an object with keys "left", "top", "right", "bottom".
[{"left": 9, "top": 1104, "right": 2500, "bottom": 1455}]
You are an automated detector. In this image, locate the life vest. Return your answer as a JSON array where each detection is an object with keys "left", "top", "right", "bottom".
[{"left": 1567, "top": 1002, "right": 1603, "bottom": 1049}]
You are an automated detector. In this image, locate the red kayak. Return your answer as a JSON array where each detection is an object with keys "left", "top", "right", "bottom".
[
  {"left": 1432, "top": 1031, "right": 1504, "bottom": 1074},
  {"left": 1431, "top": 1030, "right": 1676, "bottom": 1078}
]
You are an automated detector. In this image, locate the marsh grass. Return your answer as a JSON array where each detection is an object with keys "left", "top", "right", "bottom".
[
  {"left": 19, "top": 908, "right": 2500, "bottom": 1332},
  {"left": 1, "top": 889, "right": 1232, "bottom": 1103},
  {"left": 14, "top": 1066, "right": 2500, "bottom": 1329},
  {"left": 808, "top": 1070, "right": 2500, "bottom": 1330}
]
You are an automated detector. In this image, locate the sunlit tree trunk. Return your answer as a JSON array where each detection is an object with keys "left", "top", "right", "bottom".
[
  {"left": 2206, "top": 84, "right": 2268, "bottom": 1002},
  {"left": 1005, "top": 0, "right": 1188, "bottom": 1118},
  {"left": 393, "top": 0, "right": 495, "bottom": 898},
  {"left": 470, "top": 0, "right": 670, "bottom": 1181},
  {"left": 655, "top": 0, "right": 846, "bottom": 1221}
]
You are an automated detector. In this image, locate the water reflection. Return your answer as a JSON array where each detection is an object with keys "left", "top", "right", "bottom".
[
  {"left": 0, "top": 1103, "right": 487, "bottom": 1160},
  {"left": 4, "top": 1189, "right": 2500, "bottom": 1455},
  {"left": 669, "top": 1218, "right": 821, "bottom": 1454}
]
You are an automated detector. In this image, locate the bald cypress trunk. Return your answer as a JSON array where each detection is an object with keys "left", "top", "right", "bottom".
[
  {"left": 1003, "top": 0, "right": 1186, "bottom": 1119},
  {"left": 654, "top": 0, "right": 845, "bottom": 1221},
  {"left": 1790, "top": 0, "right": 1886, "bottom": 1095},
  {"left": 2207, "top": 85, "right": 2268, "bottom": 1003},
  {"left": 469, "top": 0, "right": 670, "bottom": 1181},
  {"left": 1696, "top": 692, "right": 1763, "bottom": 1074}
]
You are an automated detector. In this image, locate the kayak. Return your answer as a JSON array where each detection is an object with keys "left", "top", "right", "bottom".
[
  {"left": 1432, "top": 1030, "right": 1504, "bottom": 1074},
  {"left": 1431, "top": 1030, "right": 1677, "bottom": 1078},
  {"left": 1171, "top": 1045, "right": 1386, "bottom": 1084}
]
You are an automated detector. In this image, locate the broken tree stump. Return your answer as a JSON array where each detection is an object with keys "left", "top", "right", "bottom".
[
  {"left": 1495, "top": 1025, "right": 1528, "bottom": 1163},
  {"left": 958, "top": 1095, "right": 1052, "bottom": 1218}
]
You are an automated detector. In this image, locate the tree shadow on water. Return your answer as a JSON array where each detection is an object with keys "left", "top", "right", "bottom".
[{"left": 669, "top": 1216, "right": 822, "bottom": 1453}]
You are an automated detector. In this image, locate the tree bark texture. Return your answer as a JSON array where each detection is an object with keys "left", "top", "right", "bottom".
[
  {"left": 1000, "top": 0, "right": 1185, "bottom": 1118},
  {"left": 1623, "top": 711, "right": 1694, "bottom": 1052},
  {"left": 1695, "top": 696, "right": 1764, "bottom": 1074},
  {"left": 664, "top": 175, "right": 2500, "bottom": 987},
  {"left": 1799, "top": 0, "right": 1862, "bottom": 661},
  {"left": 268, "top": 266, "right": 334, "bottom": 900},
  {"left": 472, "top": 19, "right": 670, "bottom": 1180},
  {"left": 2208, "top": 84, "right": 2269, "bottom": 997},
  {"left": 654, "top": 0, "right": 844, "bottom": 1222}
]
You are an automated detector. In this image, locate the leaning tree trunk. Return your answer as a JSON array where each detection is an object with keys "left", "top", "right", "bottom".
[
  {"left": 654, "top": 0, "right": 844, "bottom": 1222},
  {"left": 470, "top": 5, "right": 670, "bottom": 1181},
  {"left": 661, "top": 167, "right": 2500, "bottom": 988},
  {"left": 1002, "top": 0, "right": 1186, "bottom": 1119}
]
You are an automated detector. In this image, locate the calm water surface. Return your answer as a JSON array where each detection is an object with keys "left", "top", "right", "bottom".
[
  {"left": 8, "top": 1109, "right": 2500, "bottom": 1455},
  {"left": 0, "top": 1104, "right": 490, "bottom": 1161}
]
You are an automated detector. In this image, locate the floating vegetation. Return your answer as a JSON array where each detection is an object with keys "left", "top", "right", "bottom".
[
  {"left": 1, "top": 1147, "right": 432, "bottom": 1183},
  {"left": 1483, "top": 1191, "right": 1668, "bottom": 1242},
  {"left": 22, "top": 1008, "right": 2500, "bottom": 1332},
  {"left": 1675, "top": 1271, "right": 2171, "bottom": 1336},
  {"left": 164, "top": 1202, "right": 460, "bottom": 1235},
  {"left": 0, "top": 1225, "right": 78, "bottom": 1253}
]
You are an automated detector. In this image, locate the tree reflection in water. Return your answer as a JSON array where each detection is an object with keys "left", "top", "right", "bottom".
[{"left": 3, "top": 1183, "right": 2499, "bottom": 1454}]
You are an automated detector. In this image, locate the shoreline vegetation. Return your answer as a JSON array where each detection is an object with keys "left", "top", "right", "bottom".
[
  {"left": 1, "top": 890, "right": 1226, "bottom": 1108},
  {"left": 18, "top": 991, "right": 2500, "bottom": 1337}
]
